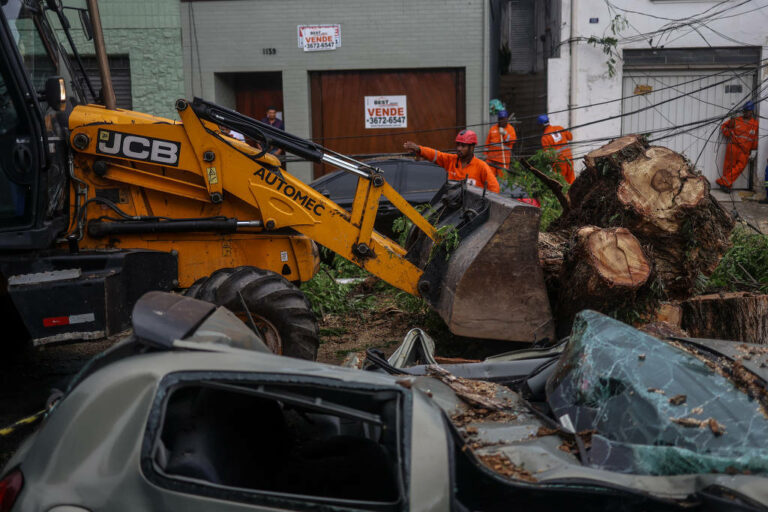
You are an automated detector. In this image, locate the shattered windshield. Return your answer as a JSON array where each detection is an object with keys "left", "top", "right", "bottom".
[
  {"left": 546, "top": 311, "right": 768, "bottom": 476},
  {"left": 2, "top": 0, "right": 58, "bottom": 90}
]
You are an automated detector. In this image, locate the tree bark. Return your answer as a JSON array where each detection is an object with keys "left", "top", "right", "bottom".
[
  {"left": 680, "top": 292, "right": 768, "bottom": 344},
  {"left": 543, "top": 226, "right": 651, "bottom": 336}
]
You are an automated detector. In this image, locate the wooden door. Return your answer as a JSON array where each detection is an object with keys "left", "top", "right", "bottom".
[
  {"left": 234, "top": 72, "right": 284, "bottom": 125},
  {"left": 310, "top": 68, "right": 465, "bottom": 177}
]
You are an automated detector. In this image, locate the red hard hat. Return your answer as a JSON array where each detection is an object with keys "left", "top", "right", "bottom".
[{"left": 455, "top": 129, "right": 478, "bottom": 144}]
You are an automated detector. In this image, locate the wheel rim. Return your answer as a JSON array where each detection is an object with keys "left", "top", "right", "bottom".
[{"left": 237, "top": 312, "right": 282, "bottom": 354}]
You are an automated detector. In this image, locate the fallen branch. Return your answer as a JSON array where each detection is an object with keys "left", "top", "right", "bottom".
[{"left": 521, "top": 159, "right": 570, "bottom": 212}]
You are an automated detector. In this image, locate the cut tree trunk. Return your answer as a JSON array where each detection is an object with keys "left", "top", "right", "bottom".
[
  {"left": 552, "top": 134, "right": 734, "bottom": 298},
  {"left": 680, "top": 292, "right": 768, "bottom": 344},
  {"left": 547, "top": 226, "right": 651, "bottom": 336}
]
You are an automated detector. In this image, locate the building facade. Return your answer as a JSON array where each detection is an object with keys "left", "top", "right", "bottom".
[
  {"left": 54, "top": 0, "right": 184, "bottom": 119},
  {"left": 548, "top": 0, "right": 768, "bottom": 190},
  {"left": 181, "top": 0, "right": 495, "bottom": 182}
]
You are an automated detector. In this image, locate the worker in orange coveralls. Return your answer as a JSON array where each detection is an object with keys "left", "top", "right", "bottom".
[
  {"left": 404, "top": 130, "right": 500, "bottom": 193},
  {"left": 538, "top": 114, "right": 575, "bottom": 184},
  {"left": 716, "top": 101, "right": 759, "bottom": 189},
  {"left": 484, "top": 109, "right": 517, "bottom": 177}
]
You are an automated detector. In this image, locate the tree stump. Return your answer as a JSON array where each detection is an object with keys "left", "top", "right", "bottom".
[
  {"left": 680, "top": 292, "right": 768, "bottom": 344},
  {"left": 552, "top": 135, "right": 734, "bottom": 298},
  {"left": 549, "top": 226, "right": 651, "bottom": 336}
]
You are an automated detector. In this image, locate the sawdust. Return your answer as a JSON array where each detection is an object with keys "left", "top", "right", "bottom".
[
  {"left": 427, "top": 366, "right": 509, "bottom": 411},
  {"left": 478, "top": 453, "right": 537, "bottom": 483},
  {"left": 451, "top": 409, "right": 518, "bottom": 428}
]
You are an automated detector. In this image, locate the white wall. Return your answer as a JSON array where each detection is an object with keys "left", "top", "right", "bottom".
[
  {"left": 181, "top": 0, "right": 491, "bottom": 183},
  {"left": 550, "top": 0, "right": 768, "bottom": 188}
]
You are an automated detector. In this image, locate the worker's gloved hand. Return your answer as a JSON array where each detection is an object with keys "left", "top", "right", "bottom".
[
  {"left": 750, "top": 150, "right": 757, "bottom": 161},
  {"left": 403, "top": 141, "right": 420, "bottom": 154}
]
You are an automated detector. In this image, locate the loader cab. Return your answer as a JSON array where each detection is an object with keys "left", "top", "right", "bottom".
[{"left": 0, "top": 0, "right": 83, "bottom": 249}]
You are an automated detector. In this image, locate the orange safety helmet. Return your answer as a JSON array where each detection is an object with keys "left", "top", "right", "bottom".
[{"left": 455, "top": 129, "right": 478, "bottom": 145}]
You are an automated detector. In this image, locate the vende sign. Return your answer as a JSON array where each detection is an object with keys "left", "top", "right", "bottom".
[
  {"left": 365, "top": 96, "right": 407, "bottom": 129},
  {"left": 297, "top": 24, "right": 341, "bottom": 52}
]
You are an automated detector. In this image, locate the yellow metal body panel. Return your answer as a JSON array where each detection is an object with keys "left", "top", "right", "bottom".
[{"left": 66, "top": 103, "right": 433, "bottom": 295}]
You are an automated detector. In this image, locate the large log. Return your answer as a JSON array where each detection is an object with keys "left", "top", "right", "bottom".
[
  {"left": 553, "top": 135, "right": 734, "bottom": 298},
  {"left": 680, "top": 292, "right": 768, "bottom": 344},
  {"left": 547, "top": 226, "right": 651, "bottom": 335}
]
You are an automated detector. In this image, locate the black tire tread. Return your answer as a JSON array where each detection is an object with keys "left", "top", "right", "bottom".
[{"left": 187, "top": 266, "right": 318, "bottom": 360}]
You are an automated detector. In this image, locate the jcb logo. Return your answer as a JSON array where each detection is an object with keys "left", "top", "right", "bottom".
[{"left": 96, "top": 129, "right": 180, "bottom": 167}]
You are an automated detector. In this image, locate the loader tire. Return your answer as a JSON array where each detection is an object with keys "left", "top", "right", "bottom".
[{"left": 184, "top": 266, "right": 319, "bottom": 360}]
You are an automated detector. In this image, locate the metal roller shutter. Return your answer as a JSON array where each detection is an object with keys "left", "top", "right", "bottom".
[
  {"left": 621, "top": 48, "right": 760, "bottom": 188},
  {"left": 80, "top": 55, "right": 132, "bottom": 110}
]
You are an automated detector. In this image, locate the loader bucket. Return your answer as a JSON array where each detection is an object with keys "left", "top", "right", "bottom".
[{"left": 409, "top": 184, "right": 555, "bottom": 343}]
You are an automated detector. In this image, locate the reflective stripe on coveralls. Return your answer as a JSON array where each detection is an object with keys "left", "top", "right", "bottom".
[
  {"left": 541, "top": 125, "right": 574, "bottom": 184},
  {"left": 418, "top": 145, "right": 500, "bottom": 193},
  {"left": 485, "top": 124, "right": 517, "bottom": 177},
  {"left": 716, "top": 116, "right": 758, "bottom": 188}
]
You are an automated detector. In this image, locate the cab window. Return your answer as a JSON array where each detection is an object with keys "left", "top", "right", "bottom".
[{"left": 2, "top": 0, "right": 58, "bottom": 89}]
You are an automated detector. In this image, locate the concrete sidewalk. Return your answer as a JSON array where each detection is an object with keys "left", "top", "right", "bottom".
[{"left": 711, "top": 189, "right": 768, "bottom": 234}]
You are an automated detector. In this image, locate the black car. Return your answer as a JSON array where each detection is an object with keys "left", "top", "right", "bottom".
[{"left": 309, "top": 158, "right": 446, "bottom": 238}]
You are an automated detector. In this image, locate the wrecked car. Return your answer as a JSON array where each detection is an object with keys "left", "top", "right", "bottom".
[{"left": 2, "top": 291, "right": 768, "bottom": 511}]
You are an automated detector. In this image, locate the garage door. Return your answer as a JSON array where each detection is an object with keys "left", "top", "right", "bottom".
[
  {"left": 621, "top": 69, "right": 757, "bottom": 188},
  {"left": 310, "top": 68, "right": 465, "bottom": 177}
]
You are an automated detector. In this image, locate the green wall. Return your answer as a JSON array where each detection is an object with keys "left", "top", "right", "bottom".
[{"left": 58, "top": 0, "right": 183, "bottom": 118}]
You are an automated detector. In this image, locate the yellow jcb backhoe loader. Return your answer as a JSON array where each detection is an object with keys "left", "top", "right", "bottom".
[{"left": 0, "top": 0, "right": 554, "bottom": 359}]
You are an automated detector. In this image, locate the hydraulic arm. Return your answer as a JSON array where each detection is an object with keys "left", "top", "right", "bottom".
[{"left": 67, "top": 98, "right": 554, "bottom": 342}]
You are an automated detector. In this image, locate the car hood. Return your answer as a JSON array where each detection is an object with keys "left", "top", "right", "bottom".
[{"left": 410, "top": 311, "right": 768, "bottom": 508}]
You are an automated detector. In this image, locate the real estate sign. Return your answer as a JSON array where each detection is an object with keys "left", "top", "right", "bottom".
[
  {"left": 364, "top": 95, "right": 407, "bottom": 129},
  {"left": 297, "top": 25, "right": 341, "bottom": 52}
]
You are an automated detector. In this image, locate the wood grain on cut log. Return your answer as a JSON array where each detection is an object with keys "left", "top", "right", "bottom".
[
  {"left": 617, "top": 146, "right": 708, "bottom": 236},
  {"left": 578, "top": 226, "right": 651, "bottom": 290},
  {"left": 554, "top": 134, "right": 733, "bottom": 298},
  {"left": 680, "top": 292, "right": 768, "bottom": 344},
  {"left": 551, "top": 226, "right": 651, "bottom": 336}
]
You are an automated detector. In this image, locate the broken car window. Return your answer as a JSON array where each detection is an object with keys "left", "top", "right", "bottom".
[
  {"left": 149, "top": 377, "right": 406, "bottom": 509},
  {"left": 546, "top": 311, "right": 768, "bottom": 476}
]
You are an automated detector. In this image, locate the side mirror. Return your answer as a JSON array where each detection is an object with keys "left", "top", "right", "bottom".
[
  {"left": 78, "top": 9, "right": 93, "bottom": 41},
  {"left": 44, "top": 77, "right": 67, "bottom": 111}
]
